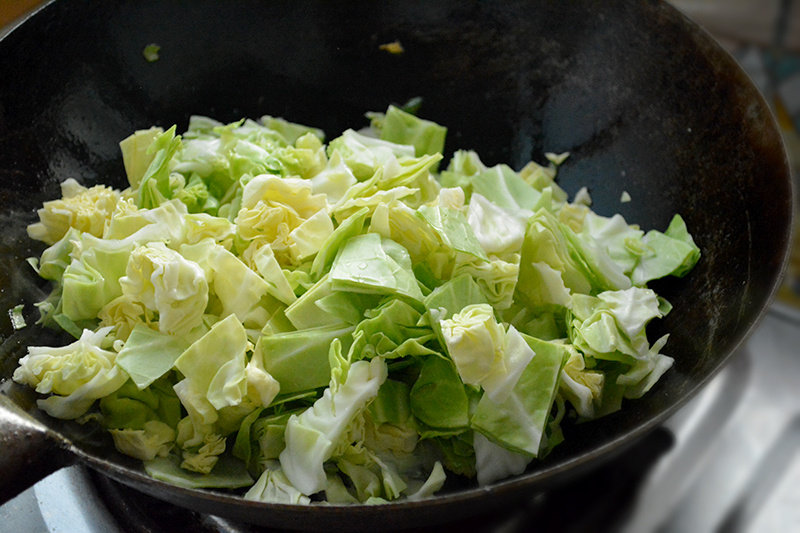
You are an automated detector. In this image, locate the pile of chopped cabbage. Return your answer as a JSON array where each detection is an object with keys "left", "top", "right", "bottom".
[{"left": 15, "top": 105, "right": 700, "bottom": 503}]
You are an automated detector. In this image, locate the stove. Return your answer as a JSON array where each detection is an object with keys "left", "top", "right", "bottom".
[{"left": 1, "top": 305, "right": 798, "bottom": 533}]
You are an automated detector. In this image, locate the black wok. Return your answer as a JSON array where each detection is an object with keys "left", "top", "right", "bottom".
[{"left": 0, "top": 0, "right": 793, "bottom": 530}]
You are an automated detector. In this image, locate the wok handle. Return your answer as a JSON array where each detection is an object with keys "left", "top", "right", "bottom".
[{"left": 0, "top": 394, "right": 75, "bottom": 505}]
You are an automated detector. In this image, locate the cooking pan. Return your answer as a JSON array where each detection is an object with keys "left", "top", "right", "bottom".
[{"left": 0, "top": 0, "right": 793, "bottom": 530}]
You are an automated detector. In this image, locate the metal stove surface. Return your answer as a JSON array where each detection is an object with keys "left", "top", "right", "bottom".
[{"left": 2, "top": 306, "right": 798, "bottom": 533}]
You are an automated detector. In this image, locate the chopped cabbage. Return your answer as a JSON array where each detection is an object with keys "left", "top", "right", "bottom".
[
  {"left": 16, "top": 106, "right": 700, "bottom": 503},
  {"left": 13, "top": 327, "right": 127, "bottom": 419}
]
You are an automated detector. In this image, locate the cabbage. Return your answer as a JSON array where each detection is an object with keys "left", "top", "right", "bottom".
[
  {"left": 173, "top": 314, "right": 249, "bottom": 416},
  {"left": 110, "top": 420, "right": 176, "bottom": 461},
  {"left": 440, "top": 305, "right": 534, "bottom": 403},
  {"left": 16, "top": 106, "right": 700, "bottom": 503},
  {"left": 119, "top": 127, "right": 163, "bottom": 188},
  {"left": 12, "top": 327, "right": 127, "bottom": 419},
  {"left": 473, "top": 431, "right": 531, "bottom": 486},
  {"left": 329, "top": 233, "right": 423, "bottom": 301},
  {"left": 115, "top": 324, "right": 189, "bottom": 389},
  {"left": 368, "top": 104, "right": 447, "bottom": 158},
  {"left": 279, "top": 356, "right": 388, "bottom": 495},
  {"left": 471, "top": 334, "right": 567, "bottom": 456},
  {"left": 120, "top": 242, "right": 209, "bottom": 336},
  {"left": 466, "top": 193, "right": 531, "bottom": 255},
  {"left": 27, "top": 178, "right": 120, "bottom": 245},
  {"left": 245, "top": 462, "right": 311, "bottom": 504},
  {"left": 631, "top": 214, "right": 701, "bottom": 285}
]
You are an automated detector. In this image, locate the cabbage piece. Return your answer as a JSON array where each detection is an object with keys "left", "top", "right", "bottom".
[
  {"left": 27, "top": 178, "right": 120, "bottom": 245},
  {"left": 336, "top": 455, "right": 383, "bottom": 501},
  {"left": 340, "top": 446, "right": 412, "bottom": 501},
  {"left": 423, "top": 274, "right": 489, "bottom": 349},
  {"left": 175, "top": 116, "right": 322, "bottom": 196},
  {"left": 104, "top": 198, "right": 189, "bottom": 245},
  {"left": 471, "top": 164, "right": 541, "bottom": 211},
  {"left": 173, "top": 314, "right": 249, "bottom": 420},
  {"left": 284, "top": 273, "right": 379, "bottom": 330},
  {"left": 309, "top": 151, "right": 358, "bottom": 207},
  {"left": 331, "top": 182, "right": 420, "bottom": 224},
  {"left": 466, "top": 193, "right": 531, "bottom": 255},
  {"left": 480, "top": 325, "right": 537, "bottom": 404},
  {"left": 440, "top": 149, "right": 486, "bottom": 197},
  {"left": 174, "top": 416, "right": 228, "bottom": 474},
  {"left": 439, "top": 305, "right": 534, "bottom": 403},
  {"left": 182, "top": 212, "right": 235, "bottom": 247},
  {"left": 261, "top": 115, "right": 325, "bottom": 145},
  {"left": 569, "top": 287, "right": 665, "bottom": 362},
  {"left": 310, "top": 206, "right": 368, "bottom": 280},
  {"left": 232, "top": 407, "right": 266, "bottom": 469},
  {"left": 235, "top": 174, "right": 327, "bottom": 241},
  {"left": 256, "top": 323, "right": 356, "bottom": 394},
  {"left": 97, "top": 294, "right": 148, "bottom": 342},
  {"left": 251, "top": 411, "right": 297, "bottom": 466},
  {"left": 12, "top": 327, "right": 128, "bottom": 419},
  {"left": 279, "top": 356, "right": 388, "bottom": 495},
  {"left": 269, "top": 132, "right": 328, "bottom": 180},
  {"left": 502, "top": 303, "right": 565, "bottom": 341},
  {"left": 287, "top": 209, "right": 335, "bottom": 263},
  {"left": 368, "top": 379, "right": 413, "bottom": 429},
  {"left": 115, "top": 324, "right": 190, "bottom": 389},
  {"left": 518, "top": 209, "right": 592, "bottom": 297},
  {"left": 109, "top": 420, "right": 176, "bottom": 461},
  {"left": 369, "top": 200, "right": 441, "bottom": 265},
  {"left": 559, "top": 349, "right": 604, "bottom": 419},
  {"left": 473, "top": 431, "right": 531, "bottom": 486},
  {"left": 616, "top": 334, "right": 674, "bottom": 399},
  {"left": 631, "top": 214, "right": 701, "bottom": 286},
  {"left": 329, "top": 234, "right": 423, "bottom": 301},
  {"left": 120, "top": 242, "right": 209, "bottom": 336},
  {"left": 578, "top": 211, "right": 645, "bottom": 276},
  {"left": 244, "top": 351, "right": 281, "bottom": 408},
  {"left": 137, "top": 126, "right": 182, "bottom": 209},
  {"left": 181, "top": 240, "right": 273, "bottom": 329},
  {"left": 517, "top": 209, "right": 631, "bottom": 309},
  {"left": 327, "top": 128, "right": 414, "bottom": 181},
  {"left": 60, "top": 234, "right": 132, "bottom": 322},
  {"left": 423, "top": 274, "right": 488, "bottom": 319},
  {"left": 314, "top": 291, "right": 384, "bottom": 327},
  {"left": 452, "top": 253, "right": 520, "bottom": 311},
  {"left": 327, "top": 130, "right": 441, "bottom": 204},
  {"left": 99, "top": 377, "right": 182, "bottom": 431},
  {"left": 30, "top": 227, "right": 80, "bottom": 282},
  {"left": 416, "top": 204, "right": 488, "bottom": 261},
  {"left": 406, "top": 461, "right": 447, "bottom": 500},
  {"left": 241, "top": 243, "right": 296, "bottom": 306},
  {"left": 409, "top": 355, "right": 469, "bottom": 431},
  {"left": 352, "top": 299, "right": 438, "bottom": 360},
  {"left": 245, "top": 462, "right": 311, "bottom": 504},
  {"left": 119, "top": 127, "right": 163, "bottom": 188},
  {"left": 439, "top": 303, "right": 505, "bottom": 387},
  {"left": 471, "top": 335, "right": 567, "bottom": 456},
  {"left": 373, "top": 105, "right": 447, "bottom": 158},
  {"left": 283, "top": 274, "right": 344, "bottom": 329},
  {"left": 519, "top": 158, "right": 569, "bottom": 202}
]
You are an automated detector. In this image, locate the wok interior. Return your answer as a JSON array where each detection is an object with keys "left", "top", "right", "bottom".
[{"left": 0, "top": 0, "right": 792, "bottom": 527}]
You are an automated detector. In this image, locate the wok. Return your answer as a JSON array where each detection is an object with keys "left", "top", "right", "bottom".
[{"left": 0, "top": 0, "right": 793, "bottom": 530}]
